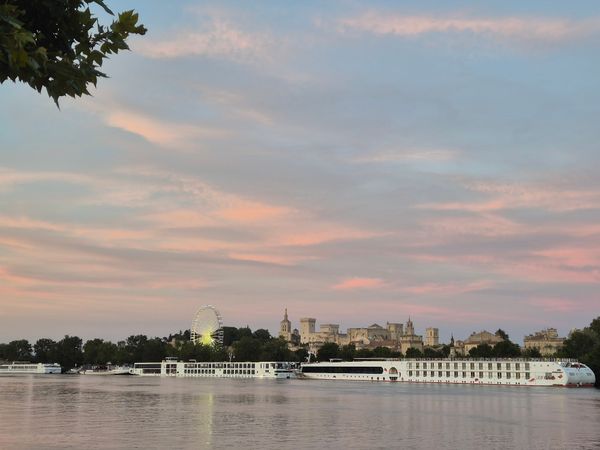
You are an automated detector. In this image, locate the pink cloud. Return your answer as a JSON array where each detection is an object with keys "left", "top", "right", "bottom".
[
  {"left": 135, "top": 19, "right": 269, "bottom": 61},
  {"left": 402, "top": 280, "right": 493, "bottom": 296},
  {"left": 106, "top": 110, "right": 224, "bottom": 149},
  {"left": 338, "top": 13, "right": 600, "bottom": 43},
  {"left": 529, "top": 298, "right": 580, "bottom": 313},
  {"left": 331, "top": 277, "right": 385, "bottom": 290}
]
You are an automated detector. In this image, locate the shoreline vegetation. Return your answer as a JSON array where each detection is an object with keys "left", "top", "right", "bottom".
[{"left": 1, "top": 317, "right": 599, "bottom": 386}]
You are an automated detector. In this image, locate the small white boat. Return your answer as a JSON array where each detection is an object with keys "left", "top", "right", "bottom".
[
  {"left": 80, "top": 365, "right": 131, "bottom": 375},
  {"left": 0, "top": 362, "right": 62, "bottom": 374}
]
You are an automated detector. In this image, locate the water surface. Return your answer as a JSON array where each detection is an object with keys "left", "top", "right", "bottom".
[{"left": 0, "top": 375, "right": 599, "bottom": 449}]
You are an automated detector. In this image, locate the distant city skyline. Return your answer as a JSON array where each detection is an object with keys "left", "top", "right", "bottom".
[{"left": 2, "top": 1, "right": 600, "bottom": 343}]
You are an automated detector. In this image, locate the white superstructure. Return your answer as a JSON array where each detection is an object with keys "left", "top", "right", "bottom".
[
  {"left": 300, "top": 358, "right": 596, "bottom": 387},
  {"left": 131, "top": 359, "right": 295, "bottom": 379},
  {"left": 0, "top": 362, "right": 62, "bottom": 374}
]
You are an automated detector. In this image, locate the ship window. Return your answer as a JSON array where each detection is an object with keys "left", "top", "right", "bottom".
[
  {"left": 409, "top": 370, "right": 413, "bottom": 376},
  {"left": 431, "top": 371, "right": 435, "bottom": 377},
  {"left": 470, "top": 372, "right": 475, "bottom": 378},
  {"left": 462, "top": 372, "right": 466, "bottom": 378},
  {"left": 497, "top": 372, "right": 502, "bottom": 379},
  {"left": 525, "top": 372, "right": 530, "bottom": 379},
  {"left": 301, "top": 366, "right": 384, "bottom": 374}
]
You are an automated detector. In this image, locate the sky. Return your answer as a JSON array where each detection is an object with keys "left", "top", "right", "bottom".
[{"left": 1, "top": 0, "right": 600, "bottom": 344}]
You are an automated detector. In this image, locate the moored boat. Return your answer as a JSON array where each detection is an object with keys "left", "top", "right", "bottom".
[
  {"left": 131, "top": 359, "right": 295, "bottom": 379},
  {"left": 0, "top": 362, "right": 62, "bottom": 374},
  {"left": 299, "top": 358, "right": 596, "bottom": 387}
]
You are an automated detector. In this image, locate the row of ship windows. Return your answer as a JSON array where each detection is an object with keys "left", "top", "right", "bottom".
[
  {"left": 408, "top": 362, "right": 530, "bottom": 371},
  {"left": 183, "top": 363, "right": 258, "bottom": 369},
  {"left": 183, "top": 369, "right": 256, "bottom": 375},
  {"left": 407, "top": 371, "right": 531, "bottom": 379}
]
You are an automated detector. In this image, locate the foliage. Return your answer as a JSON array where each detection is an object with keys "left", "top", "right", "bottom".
[
  {"left": 559, "top": 320, "right": 600, "bottom": 387},
  {"left": 521, "top": 347, "right": 542, "bottom": 358},
  {"left": 252, "top": 329, "right": 272, "bottom": 341},
  {"left": 372, "top": 346, "right": 393, "bottom": 358},
  {"left": 469, "top": 343, "right": 494, "bottom": 358},
  {"left": 405, "top": 348, "right": 423, "bottom": 358},
  {"left": 423, "top": 347, "right": 442, "bottom": 358},
  {"left": 1, "top": 339, "right": 32, "bottom": 361},
  {"left": 0, "top": 0, "right": 146, "bottom": 104},
  {"left": 495, "top": 329, "right": 509, "bottom": 340},
  {"left": 54, "top": 335, "right": 83, "bottom": 371},
  {"left": 339, "top": 344, "right": 356, "bottom": 361},
  {"left": 317, "top": 342, "right": 340, "bottom": 361},
  {"left": 33, "top": 338, "right": 57, "bottom": 363}
]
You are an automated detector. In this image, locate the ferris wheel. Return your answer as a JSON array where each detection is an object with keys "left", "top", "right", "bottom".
[{"left": 191, "top": 305, "right": 224, "bottom": 346}]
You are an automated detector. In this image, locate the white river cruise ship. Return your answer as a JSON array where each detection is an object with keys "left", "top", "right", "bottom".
[
  {"left": 131, "top": 359, "right": 295, "bottom": 379},
  {"left": 0, "top": 362, "right": 62, "bottom": 374},
  {"left": 300, "top": 358, "right": 596, "bottom": 387}
]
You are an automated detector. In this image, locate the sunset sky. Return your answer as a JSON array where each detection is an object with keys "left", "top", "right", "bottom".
[{"left": 1, "top": 1, "right": 599, "bottom": 343}]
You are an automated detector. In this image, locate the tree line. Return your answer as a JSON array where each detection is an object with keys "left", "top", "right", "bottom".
[
  {"left": 0, "top": 327, "right": 306, "bottom": 372},
  {"left": 1, "top": 318, "right": 599, "bottom": 386}
]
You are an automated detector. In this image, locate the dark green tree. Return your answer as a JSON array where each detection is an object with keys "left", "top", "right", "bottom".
[
  {"left": 423, "top": 347, "right": 441, "bottom": 358},
  {"left": 469, "top": 343, "right": 494, "bottom": 358},
  {"left": 294, "top": 347, "right": 309, "bottom": 362},
  {"left": 0, "top": 0, "right": 146, "bottom": 104},
  {"left": 4, "top": 339, "right": 32, "bottom": 361},
  {"left": 492, "top": 340, "right": 521, "bottom": 358},
  {"left": 252, "top": 329, "right": 272, "bottom": 341},
  {"left": 34, "top": 338, "right": 57, "bottom": 363},
  {"left": 560, "top": 330, "right": 596, "bottom": 359},
  {"left": 495, "top": 329, "right": 509, "bottom": 340},
  {"left": 55, "top": 335, "right": 83, "bottom": 371},
  {"left": 521, "top": 347, "right": 542, "bottom": 358},
  {"left": 233, "top": 336, "right": 261, "bottom": 362},
  {"left": 373, "top": 346, "right": 393, "bottom": 358},
  {"left": 317, "top": 342, "right": 339, "bottom": 361},
  {"left": 355, "top": 348, "right": 374, "bottom": 358},
  {"left": 124, "top": 335, "right": 148, "bottom": 363},
  {"left": 339, "top": 344, "right": 356, "bottom": 361},
  {"left": 260, "top": 338, "right": 291, "bottom": 361},
  {"left": 405, "top": 348, "right": 423, "bottom": 358}
]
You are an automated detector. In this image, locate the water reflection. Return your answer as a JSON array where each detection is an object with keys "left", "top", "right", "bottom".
[{"left": 0, "top": 376, "right": 598, "bottom": 449}]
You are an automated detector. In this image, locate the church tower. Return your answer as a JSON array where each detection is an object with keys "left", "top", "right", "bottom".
[{"left": 279, "top": 308, "right": 292, "bottom": 342}]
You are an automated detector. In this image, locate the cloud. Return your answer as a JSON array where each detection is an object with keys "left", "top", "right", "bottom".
[
  {"left": 352, "top": 148, "right": 459, "bottom": 164},
  {"left": 338, "top": 12, "right": 600, "bottom": 44},
  {"left": 105, "top": 110, "right": 224, "bottom": 149},
  {"left": 401, "top": 280, "right": 493, "bottom": 296},
  {"left": 135, "top": 18, "right": 269, "bottom": 61},
  {"left": 331, "top": 277, "right": 385, "bottom": 290}
]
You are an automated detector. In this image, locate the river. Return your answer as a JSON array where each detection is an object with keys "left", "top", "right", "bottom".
[{"left": 0, "top": 375, "right": 599, "bottom": 449}]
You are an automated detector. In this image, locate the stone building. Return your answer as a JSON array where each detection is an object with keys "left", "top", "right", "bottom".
[
  {"left": 523, "top": 328, "right": 565, "bottom": 356},
  {"left": 425, "top": 327, "right": 439, "bottom": 347},
  {"left": 462, "top": 330, "right": 504, "bottom": 354},
  {"left": 286, "top": 312, "right": 428, "bottom": 354}
]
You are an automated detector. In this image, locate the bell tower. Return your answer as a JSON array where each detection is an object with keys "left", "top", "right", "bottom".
[{"left": 279, "top": 308, "right": 292, "bottom": 341}]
